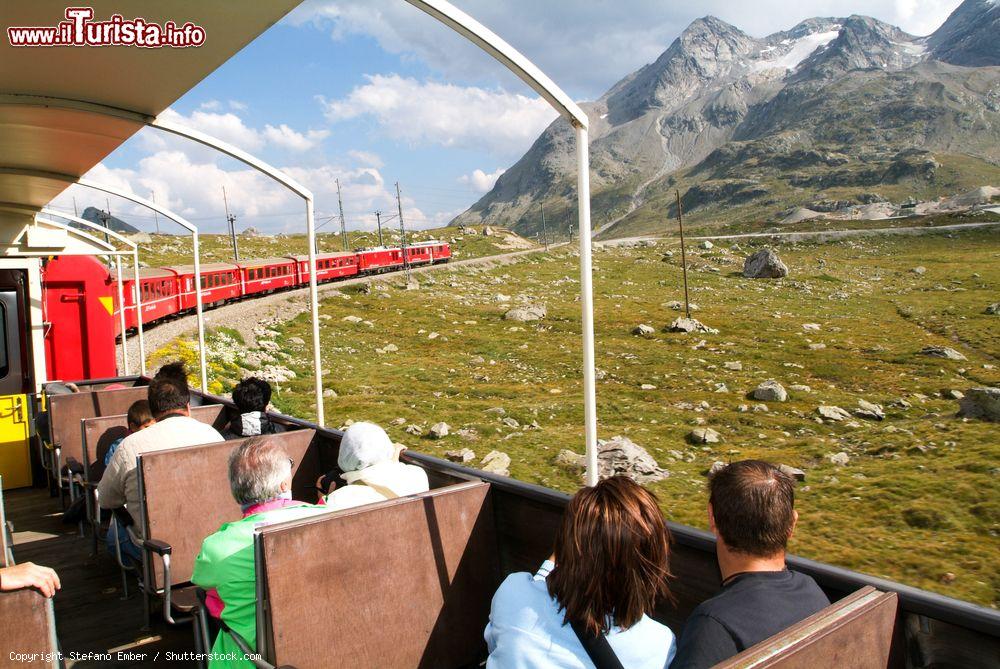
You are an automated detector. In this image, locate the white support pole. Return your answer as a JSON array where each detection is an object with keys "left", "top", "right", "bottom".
[
  {"left": 305, "top": 197, "right": 324, "bottom": 426},
  {"left": 576, "top": 125, "right": 598, "bottom": 487},
  {"left": 133, "top": 248, "right": 146, "bottom": 375},
  {"left": 74, "top": 181, "right": 208, "bottom": 393},
  {"left": 113, "top": 257, "right": 130, "bottom": 374},
  {"left": 191, "top": 233, "right": 208, "bottom": 392}
]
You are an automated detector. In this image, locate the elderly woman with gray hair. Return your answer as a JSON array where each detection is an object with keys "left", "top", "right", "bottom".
[{"left": 192, "top": 436, "right": 327, "bottom": 669}]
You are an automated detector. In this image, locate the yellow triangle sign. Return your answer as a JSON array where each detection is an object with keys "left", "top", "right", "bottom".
[{"left": 99, "top": 296, "right": 115, "bottom": 315}]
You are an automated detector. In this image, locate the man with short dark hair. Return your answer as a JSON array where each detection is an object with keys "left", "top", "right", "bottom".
[
  {"left": 671, "top": 460, "right": 830, "bottom": 668},
  {"left": 98, "top": 372, "right": 224, "bottom": 544}
]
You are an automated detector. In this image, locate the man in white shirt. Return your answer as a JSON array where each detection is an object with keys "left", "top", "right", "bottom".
[{"left": 98, "top": 372, "right": 224, "bottom": 546}]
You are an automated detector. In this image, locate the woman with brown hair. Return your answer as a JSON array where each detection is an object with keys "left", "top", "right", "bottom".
[{"left": 485, "top": 475, "right": 676, "bottom": 668}]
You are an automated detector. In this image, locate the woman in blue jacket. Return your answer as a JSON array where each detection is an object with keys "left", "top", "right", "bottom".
[{"left": 485, "top": 475, "right": 676, "bottom": 668}]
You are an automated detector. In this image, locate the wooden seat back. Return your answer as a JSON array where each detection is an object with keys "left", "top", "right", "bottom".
[
  {"left": 0, "top": 589, "right": 58, "bottom": 667},
  {"left": 48, "top": 386, "right": 150, "bottom": 468},
  {"left": 137, "top": 429, "right": 318, "bottom": 590},
  {"left": 714, "top": 586, "right": 900, "bottom": 668},
  {"left": 255, "top": 480, "right": 500, "bottom": 669},
  {"left": 82, "top": 404, "right": 228, "bottom": 481},
  {"left": 0, "top": 482, "right": 11, "bottom": 567}
]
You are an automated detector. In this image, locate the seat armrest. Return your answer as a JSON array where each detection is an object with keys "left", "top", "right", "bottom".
[{"left": 143, "top": 538, "right": 172, "bottom": 556}]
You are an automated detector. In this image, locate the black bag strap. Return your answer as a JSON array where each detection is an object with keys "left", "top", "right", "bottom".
[{"left": 570, "top": 619, "right": 626, "bottom": 669}]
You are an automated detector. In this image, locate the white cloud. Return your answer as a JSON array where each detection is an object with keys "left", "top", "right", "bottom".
[
  {"left": 263, "top": 124, "right": 330, "bottom": 151},
  {"left": 289, "top": 0, "right": 962, "bottom": 98},
  {"left": 320, "top": 74, "right": 556, "bottom": 155},
  {"left": 228, "top": 100, "right": 248, "bottom": 111},
  {"left": 459, "top": 167, "right": 505, "bottom": 193},
  {"left": 51, "top": 151, "right": 448, "bottom": 235},
  {"left": 347, "top": 150, "right": 384, "bottom": 168},
  {"left": 137, "top": 107, "right": 329, "bottom": 157}
]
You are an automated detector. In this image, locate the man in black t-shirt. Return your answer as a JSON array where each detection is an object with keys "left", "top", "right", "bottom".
[{"left": 672, "top": 460, "right": 830, "bottom": 668}]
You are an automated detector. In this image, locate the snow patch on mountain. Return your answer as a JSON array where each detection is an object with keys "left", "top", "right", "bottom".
[{"left": 752, "top": 28, "right": 841, "bottom": 73}]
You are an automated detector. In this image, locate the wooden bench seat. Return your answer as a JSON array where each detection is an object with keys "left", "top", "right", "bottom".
[
  {"left": 714, "top": 586, "right": 900, "bottom": 668},
  {"left": 48, "top": 385, "right": 150, "bottom": 472},
  {"left": 252, "top": 480, "right": 500, "bottom": 669},
  {"left": 0, "top": 589, "right": 58, "bottom": 668}
]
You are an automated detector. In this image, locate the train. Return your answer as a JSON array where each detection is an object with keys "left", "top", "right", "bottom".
[{"left": 40, "top": 240, "right": 450, "bottom": 383}]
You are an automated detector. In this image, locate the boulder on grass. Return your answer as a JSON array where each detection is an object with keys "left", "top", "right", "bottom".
[
  {"left": 957, "top": 387, "right": 1000, "bottom": 422},
  {"left": 743, "top": 248, "right": 789, "bottom": 279}
]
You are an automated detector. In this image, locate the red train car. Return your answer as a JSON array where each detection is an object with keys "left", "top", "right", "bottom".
[
  {"left": 114, "top": 267, "right": 181, "bottom": 332},
  {"left": 289, "top": 252, "right": 358, "bottom": 284},
  {"left": 356, "top": 247, "right": 404, "bottom": 274},
  {"left": 164, "top": 263, "right": 240, "bottom": 311},
  {"left": 41, "top": 256, "right": 117, "bottom": 380},
  {"left": 403, "top": 241, "right": 449, "bottom": 266},
  {"left": 238, "top": 258, "right": 297, "bottom": 296}
]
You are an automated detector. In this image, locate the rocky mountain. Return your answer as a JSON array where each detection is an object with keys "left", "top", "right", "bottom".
[{"left": 452, "top": 0, "right": 1000, "bottom": 238}]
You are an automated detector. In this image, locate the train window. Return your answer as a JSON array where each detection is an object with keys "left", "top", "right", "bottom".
[{"left": 0, "top": 303, "right": 8, "bottom": 379}]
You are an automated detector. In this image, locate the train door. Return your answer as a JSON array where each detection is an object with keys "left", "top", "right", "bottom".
[{"left": 0, "top": 270, "right": 32, "bottom": 489}]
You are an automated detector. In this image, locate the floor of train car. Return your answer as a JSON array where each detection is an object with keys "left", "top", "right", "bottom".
[{"left": 6, "top": 487, "right": 197, "bottom": 668}]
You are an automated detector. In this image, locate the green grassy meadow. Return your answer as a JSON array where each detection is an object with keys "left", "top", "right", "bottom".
[{"left": 157, "top": 227, "right": 1000, "bottom": 607}]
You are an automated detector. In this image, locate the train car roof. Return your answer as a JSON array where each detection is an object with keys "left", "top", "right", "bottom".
[
  {"left": 162, "top": 262, "right": 238, "bottom": 274},
  {"left": 288, "top": 252, "right": 355, "bottom": 261},
  {"left": 0, "top": 2, "right": 301, "bottom": 216},
  {"left": 110, "top": 267, "right": 176, "bottom": 281},
  {"left": 236, "top": 257, "right": 297, "bottom": 268}
]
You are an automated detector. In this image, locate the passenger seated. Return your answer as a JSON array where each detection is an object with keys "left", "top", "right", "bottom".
[
  {"left": 671, "top": 460, "right": 830, "bottom": 669},
  {"left": 192, "top": 437, "right": 326, "bottom": 667},
  {"left": 225, "top": 377, "right": 285, "bottom": 438},
  {"left": 98, "top": 371, "right": 224, "bottom": 564},
  {"left": 320, "top": 422, "right": 429, "bottom": 510},
  {"left": 155, "top": 360, "right": 203, "bottom": 406},
  {"left": 103, "top": 399, "right": 155, "bottom": 468},
  {"left": 0, "top": 562, "right": 61, "bottom": 598},
  {"left": 485, "top": 475, "right": 676, "bottom": 668}
]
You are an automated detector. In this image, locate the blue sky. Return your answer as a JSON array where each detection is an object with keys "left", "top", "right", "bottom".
[{"left": 53, "top": 0, "right": 963, "bottom": 235}]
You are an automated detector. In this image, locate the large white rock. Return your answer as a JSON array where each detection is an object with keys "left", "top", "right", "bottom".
[
  {"left": 504, "top": 304, "right": 547, "bottom": 322},
  {"left": 743, "top": 248, "right": 789, "bottom": 279},
  {"left": 480, "top": 450, "right": 511, "bottom": 476},
  {"left": 752, "top": 380, "right": 787, "bottom": 402},
  {"left": 818, "top": 405, "right": 851, "bottom": 421}
]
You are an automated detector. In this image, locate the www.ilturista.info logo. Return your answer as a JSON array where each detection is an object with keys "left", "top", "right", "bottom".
[{"left": 7, "top": 7, "right": 206, "bottom": 48}]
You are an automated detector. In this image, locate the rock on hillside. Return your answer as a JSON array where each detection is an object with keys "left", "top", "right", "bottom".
[{"left": 452, "top": 1, "right": 1000, "bottom": 238}]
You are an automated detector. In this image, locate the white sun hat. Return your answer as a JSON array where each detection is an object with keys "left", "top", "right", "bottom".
[{"left": 338, "top": 422, "right": 395, "bottom": 475}]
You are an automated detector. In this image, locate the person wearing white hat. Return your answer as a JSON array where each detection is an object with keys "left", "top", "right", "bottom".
[{"left": 322, "top": 421, "right": 429, "bottom": 511}]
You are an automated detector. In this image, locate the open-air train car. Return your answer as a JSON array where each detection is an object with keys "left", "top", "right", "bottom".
[{"left": 0, "top": 2, "right": 997, "bottom": 668}]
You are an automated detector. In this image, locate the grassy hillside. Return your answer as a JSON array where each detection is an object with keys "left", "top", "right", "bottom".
[{"left": 156, "top": 228, "right": 1000, "bottom": 606}]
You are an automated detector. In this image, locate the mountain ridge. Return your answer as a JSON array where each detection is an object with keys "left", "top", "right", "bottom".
[{"left": 452, "top": 0, "right": 1000, "bottom": 238}]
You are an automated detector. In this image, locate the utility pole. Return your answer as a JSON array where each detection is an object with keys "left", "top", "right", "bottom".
[
  {"left": 336, "top": 178, "right": 349, "bottom": 252},
  {"left": 222, "top": 186, "right": 240, "bottom": 261},
  {"left": 539, "top": 202, "right": 549, "bottom": 251},
  {"left": 374, "top": 210, "right": 384, "bottom": 247},
  {"left": 98, "top": 198, "right": 112, "bottom": 244},
  {"left": 395, "top": 182, "right": 411, "bottom": 283},
  {"left": 150, "top": 190, "right": 160, "bottom": 234},
  {"left": 676, "top": 190, "right": 691, "bottom": 319}
]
